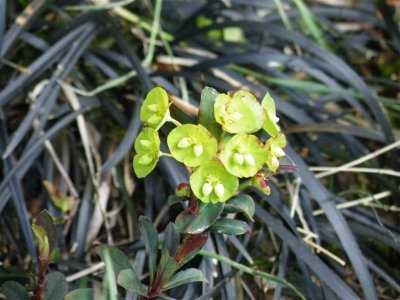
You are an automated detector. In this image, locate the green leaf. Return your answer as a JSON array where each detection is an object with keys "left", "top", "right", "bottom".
[
  {"left": 139, "top": 216, "right": 158, "bottom": 285},
  {"left": 96, "top": 245, "right": 132, "bottom": 276},
  {"left": 140, "top": 87, "right": 170, "bottom": 129},
  {"left": 261, "top": 93, "right": 280, "bottom": 137},
  {"left": 163, "top": 268, "right": 208, "bottom": 291},
  {"left": 117, "top": 269, "right": 148, "bottom": 297},
  {"left": 32, "top": 224, "right": 50, "bottom": 257},
  {"left": 133, "top": 127, "right": 160, "bottom": 178},
  {"left": 209, "top": 218, "right": 250, "bottom": 235},
  {"left": 219, "top": 133, "right": 268, "bottom": 178},
  {"left": 214, "top": 90, "right": 266, "bottom": 134},
  {"left": 167, "top": 124, "right": 218, "bottom": 167},
  {"left": 162, "top": 222, "right": 180, "bottom": 257},
  {"left": 33, "top": 209, "right": 57, "bottom": 255},
  {"left": 223, "top": 194, "right": 255, "bottom": 221},
  {"left": 0, "top": 281, "right": 29, "bottom": 300},
  {"left": 167, "top": 195, "right": 185, "bottom": 206},
  {"left": 190, "top": 160, "right": 238, "bottom": 203},
  {"left": 175, "top": 201, "right": 225, "bottom": 234},
  {"left": 198, "top": 86, "right": 223, "bottom": 139},
  {"left": 265, "top": 134, "right": 287, "bottom": 172},
  {"left": 44, "top": 272, "right": 68, "bottom": 300},
  {"left": 65, "top": 289, "right": 94, "bottom": 300},
  {"left": 153, "top": 252, "right": 178, "bottom": 291}
]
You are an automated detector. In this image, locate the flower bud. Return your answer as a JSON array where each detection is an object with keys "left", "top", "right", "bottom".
[
  {"left": 202, "top": 183, "right": 213, "bottom": 196},
  {"left": 139, "top": 139, "right": 152, "bottom": 149},
  {"left": 233, "top": 153, "right": 244, "bottom": 165},
  {"left": 231, "top": 112, "right": 243, "bottom": 121},
  {"left": 193, "top": 144, "right": 203, "bottom": 157},
  {"left": 147, "top": 114, "right": 162, "bottom": 126},
  {"left": 147, "top": 104, "right": 159, "bottom": 112},
  {"left": 138, "top": 154, "right": 153, "bottom": 165},
  {"left": 214, "top": 183, "right": 225, "bottom": 199},
  {"left": 177, "top": 137, "right": 191, "bottom": 148},
  {"left": 273, "top": 147, "right": 285, "bottom": 158},
  {"left": 244, "top": 154, "right": 255, "bottom": 166},
  {"left": 176, "top": 183, "right": 191, "bottom": 197}
]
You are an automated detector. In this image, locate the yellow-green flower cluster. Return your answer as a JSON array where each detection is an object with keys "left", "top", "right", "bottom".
[{"left": 133, "top": 87, "right": 287, "bottom": 203}]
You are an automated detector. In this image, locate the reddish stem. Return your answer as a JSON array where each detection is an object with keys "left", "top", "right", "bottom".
[{"left": 32, "top": 258, "right": 49, "bottom": 300}]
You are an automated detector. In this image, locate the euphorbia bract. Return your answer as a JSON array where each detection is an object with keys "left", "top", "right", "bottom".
[{"left": 133, "top": 87, "right": 287, "bottom": 203}]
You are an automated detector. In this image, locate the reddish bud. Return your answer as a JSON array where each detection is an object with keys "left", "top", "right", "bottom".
[{"left": 176, "top": 183, "right": 191, "bottom": 197}]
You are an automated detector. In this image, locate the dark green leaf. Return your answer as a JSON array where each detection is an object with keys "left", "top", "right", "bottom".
[
  {"left": 44, "top": 272, "right": 68, "bottom": 300},
  {"left": 163, "top": 268, "right": 208, "bottom": 291},
  {"left": 139, "top": 216, "right": 158, "bottom": 284},
  {"left": 64, "top": 288, "right": 122, "bottom": 300},
  {"left": 223, "top": 195, "right": 255, "bottom": 221},
  {"left": 117, "top": 269, "right": 148, "bottom": 297},
  {"left": 175, "top": 202, "right": 224, "bottom": 234},
  {"left": 209, "top": 218, "right": 250, "bottom": 235},
  {"left": 153, "top": 252, "right": 178, "bottom": 291},
  {"left": 33, "top": 209, "right": 57, "bottom": 255},
  {"left": 162, "top": 222, "right": 180, "bottom": 257},
  {"left": 96, "top": 245, "right": 132, "bottom": 276},
  {"left": 64, "top": 289, "right": 94, "bottom": 300},
  {"left": 167, "top": 195, "right": 186, "bottom": 206},
  {"left": 198, "top": 86, "right": 222, "bottom": 139},
  {"left": 0, "top": 281, "right": 29, "bottom": 300}
]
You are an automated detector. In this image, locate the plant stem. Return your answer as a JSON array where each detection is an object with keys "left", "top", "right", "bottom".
[
  {"left": 199, "top": 250, "right": 306, "bottom": 300},
  {"left": 167, "top": 116, "right": 182, "bottom": 127},
  {"left": 32, "top": 258, "right": 49, "bottom": 300}
]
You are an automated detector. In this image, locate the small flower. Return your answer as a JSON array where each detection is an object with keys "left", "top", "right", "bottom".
[
  {"left": 140, "top": 87, "right": 170, "bottom": 130},
  {"left": 167, "top": 124, "right": 218, "bottom": 167},
  {"left": 214, "top": 90, "right": 266, "bottom": 134},
  {"left": 265, "top": 133, "right": 286, "bottom": 172},
  {"left": 190, "top": 161, "right": 239, "bottom": 203},
  {"left": 261, "top": 93, "right": 280, "bottom": 137},
  {"left": 219, "top": 133, "right": 268, "bottom": 178},
  {"left": 133, "top": 127, "right": 160, "bottom": 178}
]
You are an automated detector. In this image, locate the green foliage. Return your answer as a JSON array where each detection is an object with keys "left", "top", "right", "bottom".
[
  {"left": 223, "top": 194, "right": 255, "bottom": 221},
  {"left": 140, "top": 86, "right": 171, "bottom": 129},
  {"left": 167, "top": 124, "right": 218, "bottom": 167},
  {"left": 163, "top": 268, "right": 208, "bottom": 290},
  {"left": 32, "top": 209, "right": 57, "bottom": 259},
  {"left": 139, "top": 216, "right": 159, "bottom": 285},
  {"left": 214, "top": 90, "right": 266, "bottom": 134},
  {"left": 175, "top": 201, "right": 225, "bottom": 233},
  {"left": 133, "top": 127, "right": 160, "bottom": 178},
  {"left": 209, "top": 218, "right": 250, "bottom": 235},
  {"left": 0, "top": 281, "right": 29, "bottom": 300},
  {"left": 190, "top": 160, "right": 239, "bottom": 203},
  {"left": 44, "top": 272, "right": 68, "bottom": 300},
  {"left": 220, "top": 133, "right": 268, "bottom": 178},
  {"left": 133, "top": 87, "right": 286, "bottom": 205},
  {"left": 117, "top": 270, "right": 148, "bottom": 297},
  {"left": 133, "top": 86, "right": 286, "bottom": 202}
]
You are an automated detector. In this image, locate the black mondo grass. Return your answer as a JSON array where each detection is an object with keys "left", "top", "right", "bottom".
[{"left": 0, "top": 1, "right": 399, "bottom": 300}]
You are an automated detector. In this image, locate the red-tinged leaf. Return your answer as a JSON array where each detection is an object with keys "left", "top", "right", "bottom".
[
  {"left": 174, "top": 233, "right": 208, "bottom": 268},
  {"left": 33, "top": 210, "right": 57, "bottom": 255},
  {"left": 175, "top": 202, "right": 224, "bottom": 234}
]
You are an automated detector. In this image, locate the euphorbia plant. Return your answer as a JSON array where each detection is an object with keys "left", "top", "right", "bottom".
[{"left": 127, "top": 86, "right": 292, "bottom": 299}]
